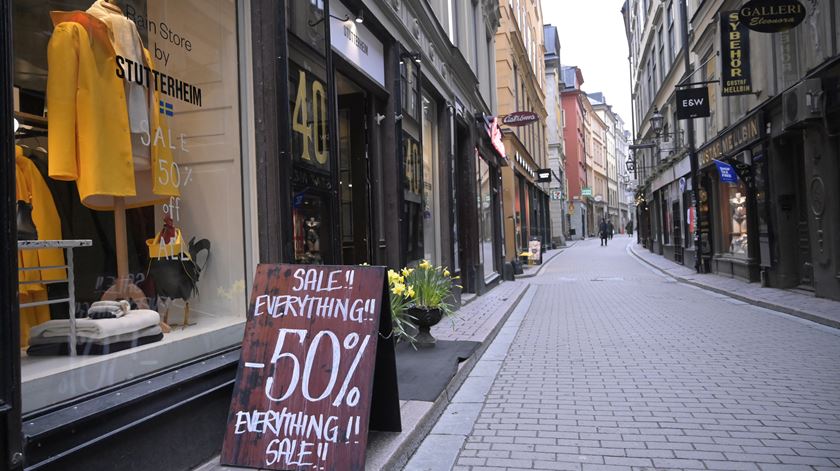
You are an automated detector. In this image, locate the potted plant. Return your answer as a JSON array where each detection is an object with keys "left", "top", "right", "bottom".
[{"left": 391, "top": 260, "right": 458, "bottom": 347}]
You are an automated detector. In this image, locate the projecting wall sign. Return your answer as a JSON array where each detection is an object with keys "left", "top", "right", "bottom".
[
  {"left": 739, "top": 0, "right": 807, "bottom": 33},
  {"left": 502, "top": 111, "right": 539, "bottom": 126},
  {"left": 676, "top": 87, "right": 711, "bottom": 119},
  {"left": 721, "top": 11, "right": 753, "bottom": 96}
]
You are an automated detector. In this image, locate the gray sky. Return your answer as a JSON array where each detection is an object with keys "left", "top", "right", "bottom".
[{"left": 543, "top": 0, "right": 632, "bottom": 132}]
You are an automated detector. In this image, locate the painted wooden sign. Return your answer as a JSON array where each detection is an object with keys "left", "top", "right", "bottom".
[{"left": 221, "top": 264, "right": 391, "bottom": 470}]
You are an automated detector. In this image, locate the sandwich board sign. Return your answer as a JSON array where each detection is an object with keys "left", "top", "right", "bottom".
[{"left": 221, "top": 264, "right": 400, "bottom": 470}]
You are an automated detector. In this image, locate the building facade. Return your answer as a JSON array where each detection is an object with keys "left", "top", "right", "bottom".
[
  {"left": 560, "top": 66, "right": 589, "bottom": 239},
  {"left": 495, "top": 0, "right": 551, "bottom": 263},
  {"left": 544, "top": 24, "right": 567, "bottom": 247},
  {"left": 624, "top": 0, "right": 840, "bottom": 301},
  {"left": 0, "top": 0, "right": 503, "bottom": 468}
]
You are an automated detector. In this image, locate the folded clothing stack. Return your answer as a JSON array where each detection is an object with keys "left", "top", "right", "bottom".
[
  {"left": 87, "top": 300, "right": 130, "bottom": 319},
  {"left": 27, "top": 309, "right": 163, "bottom": 356}
]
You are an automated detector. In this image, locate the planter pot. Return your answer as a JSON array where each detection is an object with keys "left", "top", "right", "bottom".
[{"left": 408, "top": 307, "right": 443, "bottom": 348}]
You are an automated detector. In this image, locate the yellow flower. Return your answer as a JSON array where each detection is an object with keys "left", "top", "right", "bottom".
[
  {"left": 391, "top": 283, "right": 406, "bottom": 296},
  {"left": 401, "top": 267, "right": 414, "bottom": 277},
  {"left": 443, "top": 269, "right": 450, "bottom": 277},
  {"left": 419, "top": 259, "right": 432, "bottom": 270},
  {"left": 388, "top": 269, "right": 401, "bottom": 284},
  {"left": 407, "top": 286, "right": 416, "bottom": 298}
]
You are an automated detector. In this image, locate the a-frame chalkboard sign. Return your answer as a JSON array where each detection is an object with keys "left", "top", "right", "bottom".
[{"left": 221, "top": 264, "right": 401, "bottom": 470}]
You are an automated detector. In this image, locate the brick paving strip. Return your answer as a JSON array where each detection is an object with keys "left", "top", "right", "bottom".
[
  {"left": 415, "top": 238, "right": 840, "bottom": 471},
  {"left": 627, "top": 243, "right": 840, "bottom": 329}
]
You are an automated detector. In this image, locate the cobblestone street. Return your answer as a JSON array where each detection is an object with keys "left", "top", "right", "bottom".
[{"left": 407, "top": 238, "right": 840, "bottom": 471}]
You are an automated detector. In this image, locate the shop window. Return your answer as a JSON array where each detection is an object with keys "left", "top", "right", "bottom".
[
  {"left": 421, "top": 94, "right": 441, "bottom": 264},
  {"left": 401, "top": 60, "right": 419, "bottom": 122},
  {"left": 404, "top": 132, "right": 424, "bottom": 262},
  {"left": 719, "top": 180, "right": 749, "bottom": 258},
  {"left": 476, "top": 152, "right": 496, "bottom": 279},
  {"left": 12, "top": 0, "right": 249, "bottom": 413}
]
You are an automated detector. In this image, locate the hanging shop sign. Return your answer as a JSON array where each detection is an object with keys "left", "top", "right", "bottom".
[
  {"left": 501, "top": 111, "right": 540, "bottom": 127},
  {"left": 330, "top": 2, "right": 385, "bottom": 85},
  {"left": 551, "top": 189, "right": 563, "bottom": 200},
  {"left": 536, "top": 168, "right": 552, "bottom": 183},
  {"left": 581, "top": 187, "right": 593, "bottom": 197},
  {"left": 714, "top": 160, "right": 739, "bottom": 183},
  {"left": 720, "top": 11, "right": 753, "bottom": 96},
  {"left": 482, "top": 115, "right": 508, "bottom": 164},
  {"left": 739, "top": 0, "right": 807, "bottom": 33},
  {"left": 221, "top": 264, "right": 400, "bottom": 470},
  {"left": 698, "top": 113, "right": 763, "bottom": 167},
  {"left": 676, "top": 87, "right": 711, "bottom": 119}
]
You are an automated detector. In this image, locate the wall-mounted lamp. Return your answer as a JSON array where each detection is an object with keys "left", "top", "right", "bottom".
[
  {"left": 308, "top": 12, "right": 352, "bottom": 27},
  {"left": 399, "top": 52, "right": 421, "bottom": 65},
  {"left": 354, "top": 9, "right": 364, "bottom": 24},
  {"left": 650, "top": 107, "right": 664, "bottom": 136}
]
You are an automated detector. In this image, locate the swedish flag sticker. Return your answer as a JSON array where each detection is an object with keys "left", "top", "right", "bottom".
[{"left": 159, "top": 100, "right": 174, "bottom": 117}]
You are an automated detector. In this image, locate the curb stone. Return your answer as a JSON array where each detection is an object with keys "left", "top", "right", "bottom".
[{"left": 375, "top": 284, "right": 534, "bottom": 470}]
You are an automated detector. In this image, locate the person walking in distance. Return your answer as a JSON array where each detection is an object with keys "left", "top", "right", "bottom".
[
  {"left": 599, "top": 218, "right": 609, "bottom": 246},
  {"left": 607, "top": 220, "right": 614, "bottom": 240}
]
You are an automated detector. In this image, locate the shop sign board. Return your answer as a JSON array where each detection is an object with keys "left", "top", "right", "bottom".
[
  {"left": 502, "top": 111, "right": 540, "bottom": 127},
  {"left": 714, "top": 160, "right": 739, "bottom": 182},
  {"left": 528, "top": 239, "right": 542, "bottom": 262},
  {"left": 221, "top": 264, "right": 400, "bottom": 470},
  {"left": 698, "top": 114, "right": 762, "bottom": 167},
  {"left": 739, "top": 0, "right": 807, "bottom": 33},
  {"left": 676, "top": 87, "right": 711, "bottom": 119},
  {"left": 536, "top": 168, "right": 552, "bottom": 183},
  {"left": 721, "top": 11, "right": 753, "bottom": 96},
  {"left": 330, "top": 2, "right": 385, "bottom": 86},
  {"left": 551, "top": 189, "right": 563, "bottom": 200},
  {"left": 581, "top": 187, "right": 593, "bottom": 197}
]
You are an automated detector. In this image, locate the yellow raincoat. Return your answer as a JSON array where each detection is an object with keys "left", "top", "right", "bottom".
[
  {"left": 16, "top": 146, "right": 65, "bottom": 347},
  {"left": 47, "top": 11, "right": 179, "bottom": 210}
]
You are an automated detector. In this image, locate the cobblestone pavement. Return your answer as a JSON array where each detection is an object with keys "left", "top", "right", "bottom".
[{"left": 411, "top": 237, "right": 840, "bottom": 471}]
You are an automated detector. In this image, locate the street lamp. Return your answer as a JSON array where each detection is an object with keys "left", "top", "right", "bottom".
[{"left": 650, "top": 107, "right": 664, "bottom": 136}]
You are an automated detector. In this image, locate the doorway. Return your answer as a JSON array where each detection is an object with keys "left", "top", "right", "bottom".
[
  {"left": 793, "top": 147, "right": 814, "bottom": 290},
  {"left": 336, "top": 72, "right": 372, "bottom": 265}
]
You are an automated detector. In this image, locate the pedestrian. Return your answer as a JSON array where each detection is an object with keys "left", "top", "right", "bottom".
[
  {"left": 599, "top": 218, "right": 608, "bottom": 246},
  {"left": 607, "top": 220, "right": 614, "bottom": 240},
  {"left": 626, "top": 220, "right": 633, "bottom": 236}
]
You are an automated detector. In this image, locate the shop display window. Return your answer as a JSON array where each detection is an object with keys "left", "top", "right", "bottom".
[
  {"left": 12, "top": 0, "right": 249, "bottom": 413},
  {"left": 719, "top": 180, "right": 749, "bottom": 258},
  {"left": 421, "top": 94, "right": 441, "bottom": 264},
  {"left": 476, "top": 153, "right": 495, "bottom": 279}
]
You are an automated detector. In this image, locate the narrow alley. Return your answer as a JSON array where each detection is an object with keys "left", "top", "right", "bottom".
[{"left": 408, "top": 239, "right": 840, "bottom": 471}]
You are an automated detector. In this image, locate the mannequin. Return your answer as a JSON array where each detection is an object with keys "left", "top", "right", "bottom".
[{"left": 47, "top": 0, "right": 179, "bottom": 331}]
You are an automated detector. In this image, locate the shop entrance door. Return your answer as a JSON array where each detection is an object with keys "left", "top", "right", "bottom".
[
  {"left": 336, "top": 73, "right": 372, "bottom": 265},
  {"left": 795, "top": 153, "right": 814, "bottom": 290}
]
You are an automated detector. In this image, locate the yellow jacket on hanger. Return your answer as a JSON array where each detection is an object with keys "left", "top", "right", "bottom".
[{"left": 47, "top": 11, "right": 179, "bottom": 210}]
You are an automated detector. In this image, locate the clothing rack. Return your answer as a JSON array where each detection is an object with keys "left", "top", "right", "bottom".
[
  {"left": 14, "top": 111, "right": 48, "bottom": 138},
  {"left": 18, "top": 239, "right": 92, "bottom": 357}
]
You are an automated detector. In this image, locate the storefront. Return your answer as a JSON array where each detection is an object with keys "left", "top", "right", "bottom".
[
  {"left": 696, "top": 112, "right": 764, "bottom": 282},
  {"left": 3, "top": 0, "right": 504, "bottom": 466},
  {"left": 4, "top": 0, "right": 257, "bottom": 468}
]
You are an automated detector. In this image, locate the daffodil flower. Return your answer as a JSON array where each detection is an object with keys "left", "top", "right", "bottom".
[
  {"left": 401, "top": 267, "right": 414, "bottom": 277},
  {"left": 443, "top": 269, "right": 450, "bottom": 277},
  {"left": 392, "top": 283, "right": 406, "bottom": 296},
  {"left": 407, "top": 286, "right": 416, "bottom": 298},
  {"left": 419, "top": 260, "right": 432, "bottom": 270}
]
